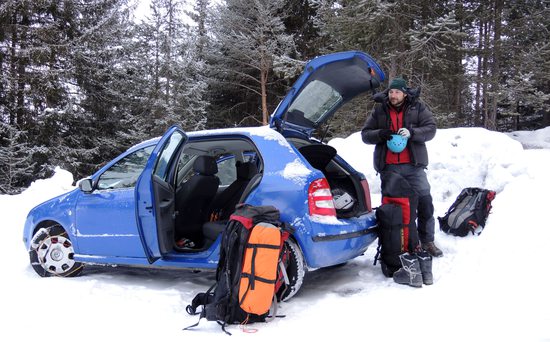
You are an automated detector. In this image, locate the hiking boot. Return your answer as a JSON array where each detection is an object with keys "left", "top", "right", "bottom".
[
  {"left": 416, "top": 251, "right": 433, "bottom": 285},
  {"left": 393, "top": 253, "right": 423, "bottom": 288},
  {"left": 422, "top": 241, "right": 443, "bottom": 257}
]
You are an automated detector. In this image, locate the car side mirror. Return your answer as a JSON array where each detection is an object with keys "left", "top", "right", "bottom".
[{"left": 78, "top": 178, "right": 94, "bottom": 193}]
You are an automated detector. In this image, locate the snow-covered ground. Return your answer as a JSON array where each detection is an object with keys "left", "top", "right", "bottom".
[{"left": 2, "top": 127, "right": 550, "bottom": 341}]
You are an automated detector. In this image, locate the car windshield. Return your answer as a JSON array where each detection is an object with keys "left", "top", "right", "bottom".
[{"left": 286, "top": 80, "right": 342, "bottom": 126}]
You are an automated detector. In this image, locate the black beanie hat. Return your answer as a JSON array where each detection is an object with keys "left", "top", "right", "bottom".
[{"left": 389, "top": 77, "right": 407, "bottom": 92}]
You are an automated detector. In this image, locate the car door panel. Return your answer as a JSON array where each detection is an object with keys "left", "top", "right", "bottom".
[
  {"left": 75, "top": 189, "right": 146, "bottom": 258},
  {"left": 152, "top": 175, "right": 175, "bottom": 254},
  {"left": 74, "top": 145, "right": 155, "bottom": 258},
  {"left": 136, "top": 126, "right": 187, "bottom": 262}
]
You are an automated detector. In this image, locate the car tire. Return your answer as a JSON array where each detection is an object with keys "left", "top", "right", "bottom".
[
  {"left": 277, "top": 238, "right": 306, "bottom": 302},
  {"left": 29, "top": 225, "right": 84, "bottom": 277}
]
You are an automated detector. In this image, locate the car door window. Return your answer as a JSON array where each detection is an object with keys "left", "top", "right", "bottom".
[
  {"left": 154, "top": 131, "right": 185, "bottom": 181},
  {"left": 216, "top": 156, "right": 238, "bottom": 187},
  {"left": 97, "top": 146, "right": 154, "bottom": 190},
  {"left": 216, "top": 153, "right": 258, "bottom": 187},
  {"left": 176, "top": 154, "right": 236, "bottom": 187}
]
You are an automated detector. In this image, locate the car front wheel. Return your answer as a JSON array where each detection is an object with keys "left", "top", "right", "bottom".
[
  {"left": 277, "top": 238, "right": 306, "bottom": 302},
  {"left": 29, "top": 225, "right": 83, "bottom": 277}
]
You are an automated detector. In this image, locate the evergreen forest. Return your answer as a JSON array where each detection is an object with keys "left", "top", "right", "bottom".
[{"left": 1, "top": 0, "right": 549, "bottom": 193}]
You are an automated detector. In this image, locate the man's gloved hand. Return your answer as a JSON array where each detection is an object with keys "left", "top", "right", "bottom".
[
  {"left": 398, "top": 128, "right": 412, "bottom": 139},
  {"left": 378, "top": 129, "right": 393, "bottom": 141}
]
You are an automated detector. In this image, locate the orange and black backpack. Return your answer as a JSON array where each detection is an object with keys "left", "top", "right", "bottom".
[{"left": 185, "top": 204, "right": 290, "bottom": 335}]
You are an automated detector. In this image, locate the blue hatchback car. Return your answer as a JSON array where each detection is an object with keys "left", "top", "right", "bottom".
[{"left": 23, "top": 51, "right": 385, "bottom": 300}]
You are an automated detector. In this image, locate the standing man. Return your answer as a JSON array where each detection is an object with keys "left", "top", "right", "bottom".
[{"left": 361, "top": 77, "right": 443, "bottom": 258}]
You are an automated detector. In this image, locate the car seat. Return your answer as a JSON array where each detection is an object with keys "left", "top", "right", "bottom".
[
  {"left": 211, "top": 161, "right": 258, "bottom": 220},
  {"left": 175, "top": 155, "right": 220, "bottom": 244},
  {"left": 202, "top": 161, "right": 258, "bottom": 243}
]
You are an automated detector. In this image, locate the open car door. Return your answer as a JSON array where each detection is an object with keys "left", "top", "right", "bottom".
[
  {"left": 136, "top": 125, "right": 187, "bottom": 263},
  {"left": 270, "top": 51, "right": 385, "bottom": 139}
]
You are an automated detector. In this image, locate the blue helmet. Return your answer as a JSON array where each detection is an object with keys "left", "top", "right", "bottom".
[{"left": 387, "top": 134, "right": 408, "bottom": 153}]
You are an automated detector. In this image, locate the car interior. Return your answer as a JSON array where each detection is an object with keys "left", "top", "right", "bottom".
[
  {"left": 170, "top": 135, "right": 368, "bottom": 253},
  {"left": 172, "top": 138, "right": 261, "bottom": 252}
]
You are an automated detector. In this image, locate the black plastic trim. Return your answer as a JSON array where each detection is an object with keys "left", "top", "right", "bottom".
[{"left": 312, "top": 227, "right": 376, "bottom": 242}]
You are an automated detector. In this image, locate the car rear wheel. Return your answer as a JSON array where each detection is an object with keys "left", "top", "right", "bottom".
[
  {"left": 29, "top": 225, "right": 83, "bottom": 277},
  {"left": 277, "top": 239, "right": 306, "bottom": 302}
]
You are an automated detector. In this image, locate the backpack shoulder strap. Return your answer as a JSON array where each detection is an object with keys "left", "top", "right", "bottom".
[{"left": 183, "top": 283, "right": 216, "bottom": 331}]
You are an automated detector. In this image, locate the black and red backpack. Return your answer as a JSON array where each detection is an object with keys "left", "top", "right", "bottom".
[
  {"left": 438, "top": 187, "right": 496, "bottom": 237},
  {"left": 374, "top": 171, "right": 419, "bottom": 277}
]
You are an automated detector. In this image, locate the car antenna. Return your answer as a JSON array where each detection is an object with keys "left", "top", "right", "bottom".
[{"left": 320, "top": 123, "right": 330, "bottom": 143}]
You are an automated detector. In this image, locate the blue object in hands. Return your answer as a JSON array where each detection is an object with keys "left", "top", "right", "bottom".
[{"left": 387, "top": 134, "right": 408, "bottom": 153}]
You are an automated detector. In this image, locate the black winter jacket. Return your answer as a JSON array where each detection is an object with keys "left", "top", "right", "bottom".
[{"left": 361, "top": 88, "right": 436, "bottom": 172}]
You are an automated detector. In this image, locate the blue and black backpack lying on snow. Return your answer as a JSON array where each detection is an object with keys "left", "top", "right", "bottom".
[{"left": 438, "top": 187, "right": 496, "bottom": 237}]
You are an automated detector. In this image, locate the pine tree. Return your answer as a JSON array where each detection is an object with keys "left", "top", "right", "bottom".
[
  {"left": 282, "top": 0, "right": 322, "bottom": 59},
  {"left": 209, "top": 0, "right": 296, "bottom": 125},
  {"left": 131, "top": 0, "right": 208, "bottom": 135},
  {"left": 0, "top": 0, "right": 140, "bottom": 181},
  {"left": 47, "top": 0, "right": 137, "bottom": 177},
  {"left": 497, "top": 0, "right": 550, "bottom": 130},
  {"left": 0, "top": 123, "right": 43, "bottom": 193},
  {"left": 312, "top": 0, "right": 466, "bottom": 134}
]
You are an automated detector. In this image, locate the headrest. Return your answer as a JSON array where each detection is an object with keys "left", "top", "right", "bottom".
[
  {"left": 193, "top": 155, "right": 218, "bottom": 176},
  {"left": 236, "top": 161, "right": 258, "bottom": 180}
]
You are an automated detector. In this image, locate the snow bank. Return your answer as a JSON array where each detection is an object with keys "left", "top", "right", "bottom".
[{"left": 2, "top": 127, "right": 550, "bottom": 341}]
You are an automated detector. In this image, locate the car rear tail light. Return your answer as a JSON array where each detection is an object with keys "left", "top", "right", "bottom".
[
  {"left": 360, "top": 179, "right": 373, "bottom": 212},
  {"left": 308, "top": 178, "right": 336, "bottom": 216}
]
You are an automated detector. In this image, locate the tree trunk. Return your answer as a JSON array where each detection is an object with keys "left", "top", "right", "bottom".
[
  {"left": 165, "top": 0, "right": 173, "bottom": 105},
  {"left": 16, "top": 11, "right": 29, "bottom": 129},
  {"left": 261, "top": 61, "right": 269, "bottom": 126},
  {"left": 543, "top": 111, "right": 550, "bottom": 127},
  {"left": 474, "top": 15, "right": 483, "bottom": 127},
  {"left": 154, "top": 22, "right": 160, "bottom": 95},
  {"left": 388, "top": 55, "right": 398, "bottom": 82},
  {"left": 454, "top": 1, "right": 465, "bottom": 123},
  {"left": 482, "top": 19, "right": 491, "bottom": 128},
  {"left": 488, "top": 0, "right": 502, "bottom": 131},
  {"left": 8, "top": 11, "right": 18, "bottom": 126},
  {"left": 195, "top": 0, "right": 208, "bottom": 59}
]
